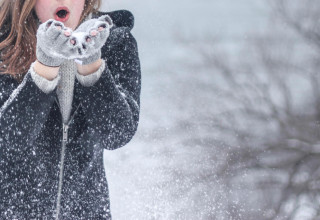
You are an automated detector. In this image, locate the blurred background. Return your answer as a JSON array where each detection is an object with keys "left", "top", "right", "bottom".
[{"left": 101, "top": 0, "right": 320, "bottom": 219}]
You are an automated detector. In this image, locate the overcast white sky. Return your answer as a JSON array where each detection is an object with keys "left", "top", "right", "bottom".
[{"left": 101, "top": 0, "right": 270, "bottom": 69}]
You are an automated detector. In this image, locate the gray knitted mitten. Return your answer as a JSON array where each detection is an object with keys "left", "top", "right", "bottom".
[
  {"left": 36, "top": 19, "right": 75, "bottom": 67},
  {"left": 72, "top": 15, "right": 113, "bottom": 65}
]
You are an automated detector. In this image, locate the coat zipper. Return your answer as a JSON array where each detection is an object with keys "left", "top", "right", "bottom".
[
  {"left": 54, "top": 97, "right": 81, "bottom": 219},
  {"left": 55, "top": 124, "right": 67, "bottom": 220}
]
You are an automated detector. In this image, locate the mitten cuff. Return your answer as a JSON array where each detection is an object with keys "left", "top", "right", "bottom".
[
  {"left": 76, "top": 50, "right": 101, "bottom": 66},
  {"left": 36, "top": 47, "right": 64, "bottom": 67},
  {"left": 30, "top": 61, "right": 61, "bottom": 94},
  {"left": 75, "top": 59, "right": 105, "bottom": 87}
]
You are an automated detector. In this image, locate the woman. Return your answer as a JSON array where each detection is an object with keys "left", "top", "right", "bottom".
[{"left": 0, "top": 0, "right": 141, "bottom": 219}]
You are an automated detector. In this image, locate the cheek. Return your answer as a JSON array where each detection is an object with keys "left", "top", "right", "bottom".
[
  {"left": 35, "top": 0, "right": 52, "bottom": 23},
  {"left": 73, "top": 0, "right": 85, "bottom": 16},
  {"left": 72, "top": 0, "right": 85, "bottom": 22},
  {"left": 67, "top": 0, "right": 85, "bottom": 29}
]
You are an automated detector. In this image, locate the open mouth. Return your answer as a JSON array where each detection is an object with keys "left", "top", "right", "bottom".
[
  {"left": 54, "top": 7, "right": 70, "bottom": 22},
  {"left": 57, "top": 10, "right": 68, "bottom": 18}
]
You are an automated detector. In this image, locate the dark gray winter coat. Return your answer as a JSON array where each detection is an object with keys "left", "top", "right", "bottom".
[{"left": 0, "top": 10, "right": 141, "bottom": 219}]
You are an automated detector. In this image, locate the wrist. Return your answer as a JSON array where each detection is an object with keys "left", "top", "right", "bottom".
[
  {"left": 34, "top": 60, "right": 60, "bottom": 81},
  {"left": 76, "top": 59, "right": 102, "bottom": 76}
]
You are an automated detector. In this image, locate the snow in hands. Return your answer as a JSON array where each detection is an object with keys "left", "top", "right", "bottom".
[
  {"left": 72, "top": 15, "right": 113, "bottom": 65},
  {"left": 37, "top": 15, "right": 113, "bottom": 62}
]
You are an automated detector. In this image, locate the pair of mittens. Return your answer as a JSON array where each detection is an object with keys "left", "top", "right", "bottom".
[{"left": 36, "top": 15, "right": 113, "bottom": 67}]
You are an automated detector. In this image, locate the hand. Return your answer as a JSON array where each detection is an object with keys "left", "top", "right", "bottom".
[
  {"left": 71, "top": 15, "right": 113, "bottom": 65},
  {"left": 36, "top": 19, "right": 76, "bottom": 67}
]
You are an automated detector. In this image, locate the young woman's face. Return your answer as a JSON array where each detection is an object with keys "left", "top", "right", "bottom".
[{"left": 35, "top": 0, "right": 86, "bottom": 30}]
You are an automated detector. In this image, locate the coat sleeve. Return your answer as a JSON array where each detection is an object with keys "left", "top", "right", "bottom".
[
  {"left": 75, "top": 27, "right": 141, "bottom": 150},
  {"left": 0, "top": 72, "right": 56, "bottom": 147}
]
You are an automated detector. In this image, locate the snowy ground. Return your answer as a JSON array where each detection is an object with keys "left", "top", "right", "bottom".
[{"left": 101, "top": 1, "right": 271, "bottom": 219}]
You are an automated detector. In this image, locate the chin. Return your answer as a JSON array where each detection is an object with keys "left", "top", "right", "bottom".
[{"left": 62, "top": 22, "right": 74, "bottom": 30}]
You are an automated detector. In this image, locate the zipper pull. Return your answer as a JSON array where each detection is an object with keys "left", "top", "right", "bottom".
[{"left": 63, "top": 124, "right": 69, "bottom": 143}]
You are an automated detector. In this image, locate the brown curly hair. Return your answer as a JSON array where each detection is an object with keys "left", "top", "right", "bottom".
[{"left": 0, "top": 0, "right": 101, "bottom": 82}]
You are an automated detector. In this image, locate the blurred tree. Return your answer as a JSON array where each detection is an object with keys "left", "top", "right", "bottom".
[{"left": 170, "top": 0, "right": 320, "bottom": 219}]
